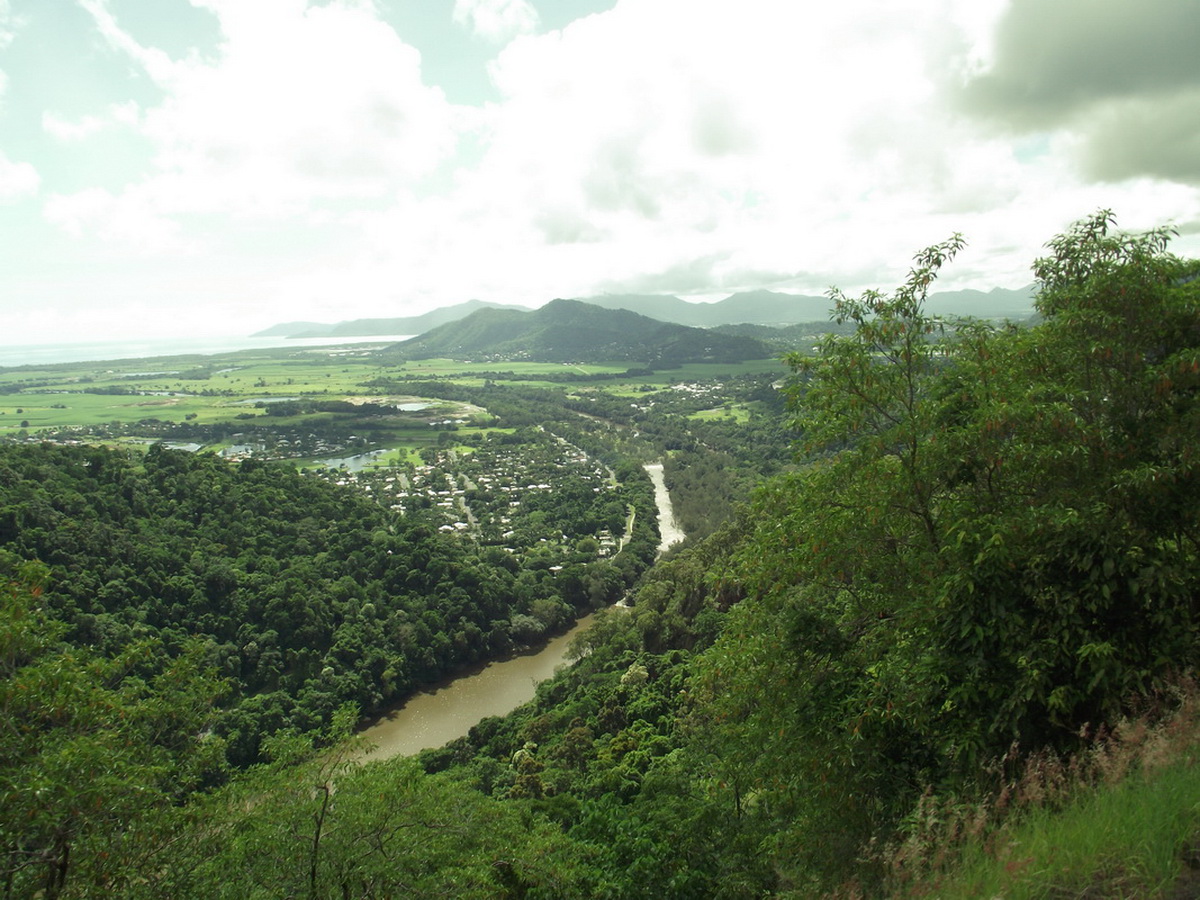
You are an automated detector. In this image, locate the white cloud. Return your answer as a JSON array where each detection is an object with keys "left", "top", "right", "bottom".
[
  {"left": 0, "top": 12, "right": 36, "bottom": 204},
  {"left": 347, "top": 0, "right": 1016, "bottom": 300},
  {"left": 453, "top": 0, "right": 539, "bottom": 43},
  {"left": 61, "top": 0, "right": 460, "bottom": 236},
  {"left": 43, "top": 111, "right": 109, "bottom": 141},
  {"left": 42, "top": 102, "right": 141, "bottom": 141},
  {"left": 77, "top": 0, "right": 177, "bottom": 83},
  {"left": 17, "top": 0, "right": 1200, "bottom": 340},
  {"left": 43, "top": 186, "right": 185, "bottom": 252},
  {"left": 0, "top": 151, "right": 38, "bottom": 201},
  {"left": 0, "top": 0, "right": 16, "bottom": 50}
]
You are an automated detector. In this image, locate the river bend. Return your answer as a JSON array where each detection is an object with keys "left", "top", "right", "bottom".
[{"left": 356, "top": 460, "right": 681, "bottom": 761}]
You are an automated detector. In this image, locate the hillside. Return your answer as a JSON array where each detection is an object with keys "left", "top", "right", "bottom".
[
  {"left": 381, "top": 297, "right": 773, "bottom": 363},
  {"left": 417, "top": 214, "right": 1200, "bottom": 895}
]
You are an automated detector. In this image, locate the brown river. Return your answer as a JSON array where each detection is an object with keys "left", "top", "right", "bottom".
[
  {"left": 355, "top": 611, "right": 599, "bottom": 762},
  {"left": 355, "top": 461, "right": 682, "bottom": 763}
]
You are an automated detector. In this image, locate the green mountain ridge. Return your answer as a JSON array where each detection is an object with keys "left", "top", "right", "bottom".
[{"left": 382, "top": 297, "right": 773, "bottom": 363}]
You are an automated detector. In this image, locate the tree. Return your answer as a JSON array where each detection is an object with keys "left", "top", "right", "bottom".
[
  {"left": 696, "top": 213, "right": 1200, "bottom": 886},
  {"left": 785, "top": 233, "right": 965, "bottom": 554},
  {"left": 928, "top": 212, "right": 1200, "bottom": 752},
  {"left": 170, "top": 727, "right": 593, "bottom": 899},
  {"left": 0, "top": 561, "right": 226, "bottom": 899}
]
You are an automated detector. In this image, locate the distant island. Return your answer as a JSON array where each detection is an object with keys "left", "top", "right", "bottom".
[{"left": 251, "top": 299, "right": 528, "bottom": 339}]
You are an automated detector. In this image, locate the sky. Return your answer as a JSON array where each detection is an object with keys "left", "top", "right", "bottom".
[{"left": 1, "top": 0, "right": 1198, "bottom": 344}]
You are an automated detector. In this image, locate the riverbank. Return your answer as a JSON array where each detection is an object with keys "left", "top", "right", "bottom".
[
  {"left": 355, "top": 460, "right": 685, "bottom": 763},
  {"left": 356, "top": 611, "right": 601, "bottom": 762}
]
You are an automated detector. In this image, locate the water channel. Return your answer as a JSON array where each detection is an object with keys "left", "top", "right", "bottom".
[
  {"left": 356, "top": 612, "right": 599, "bottom": 763},
  {"left": 644, "top": 462, "right": 686, "bottom": 553},
  {"left": 355, "top": 461, "right": 683, "bottom": 762}
]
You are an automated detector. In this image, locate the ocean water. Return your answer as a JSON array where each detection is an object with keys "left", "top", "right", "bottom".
[{"left": 0, "top": 334, "right": 414, "bottom": 368}]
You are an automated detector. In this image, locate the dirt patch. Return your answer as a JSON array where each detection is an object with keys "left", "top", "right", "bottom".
[
  {"left": 1166, "top": 839, "right": 1200, "bottom": 900},
  {"left": 343, "top": 396, "right": 390, "bottom": 405}
]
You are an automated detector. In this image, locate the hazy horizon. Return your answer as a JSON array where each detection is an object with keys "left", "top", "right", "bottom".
[
  {"left": 0, "top": 333, "right": 419, "bottom": 369},
  {"left": 1, "top": 0, "right": 1196, "bottom": 345}
]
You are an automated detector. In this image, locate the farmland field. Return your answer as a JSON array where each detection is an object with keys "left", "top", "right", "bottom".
[{"left": 2, "top": 345, "right": 778, "bottom": 428}]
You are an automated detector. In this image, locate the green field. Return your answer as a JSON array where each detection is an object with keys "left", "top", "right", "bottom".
[
  {"left": 688, "top": 405, "right": 753, "bottom": 423},
  {"left": 0, "top": 345, "right": 786, "bottom": 459},
  {"left": 1, "top": 349, "right": 420, "bottom": 435}
]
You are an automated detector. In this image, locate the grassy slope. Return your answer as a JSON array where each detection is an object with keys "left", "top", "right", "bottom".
[
  {"left": 913, "top": 764, "right": 1200, "bottom": 899},
  {"left": 886, "top": 693, "right": 1200, "bottom": 899}
]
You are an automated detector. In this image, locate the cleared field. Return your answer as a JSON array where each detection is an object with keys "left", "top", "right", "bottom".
[
  {"left": 688, "top": 405, "right": 753, "bottom": 423},
  {"left": 0, "top": 345, "right": 785, "bottom": 459}
]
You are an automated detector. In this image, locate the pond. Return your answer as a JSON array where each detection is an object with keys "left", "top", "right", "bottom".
[{"left": 312, "top": 449, "right": 391, "bottom": 471}]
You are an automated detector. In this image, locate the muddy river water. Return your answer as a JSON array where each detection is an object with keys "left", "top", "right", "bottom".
[
  {"left": 355, "top": 461, "right": 682, "bottom": 762},
  {"left": 355, "top": 611, "right": 600, "bottom": 762}
]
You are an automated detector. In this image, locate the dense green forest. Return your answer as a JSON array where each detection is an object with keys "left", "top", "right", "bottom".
[
  {"left": 0, "top": 440, "right": 659, "bottom": 768},
  {"left": 4, "top": 212, "right": 1200, "bottom": 897}
]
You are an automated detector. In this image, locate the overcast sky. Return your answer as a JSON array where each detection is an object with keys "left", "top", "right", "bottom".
[{"left": 2, "top": 0, "right": 1198, "bottom": 344}]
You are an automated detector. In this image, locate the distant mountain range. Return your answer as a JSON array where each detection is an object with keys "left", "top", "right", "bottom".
[
  {"left": 582, "top": 285, "right": 1038, "bottom": 323},
  {"left": 251, "top": 300, "right": 529, "bottom": 339},
  {"left": 255, "top": 285, "right": 1037, "bottom": 340},
  {"left": 378, "top": 298, "right": 772, "bottom": 365}
]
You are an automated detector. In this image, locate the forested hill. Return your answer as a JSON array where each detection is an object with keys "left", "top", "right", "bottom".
[
  {"left": 380, "top": 297, "right": 772, "bottom": 363},
  {"left": 0, "top": 442, "right": 660, "bottom": 767},
  {"left": 5, "top": 213, "right": 1200, "bottom": 898},
  {"left": 417, "top": 213, "right": 1200, "bottom": 895}
]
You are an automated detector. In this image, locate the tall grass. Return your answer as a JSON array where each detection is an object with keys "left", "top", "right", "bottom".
[
  {"left": 847, "top": 681, "right": 1200, "bottom": 899},
  {"left": 934, "top": 753, "right": 1200, "bottom": 898}
]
